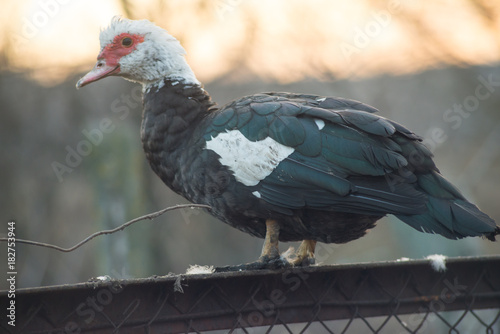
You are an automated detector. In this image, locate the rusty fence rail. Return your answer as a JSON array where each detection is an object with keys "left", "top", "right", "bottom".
[{"left": 2, "top": 255, "right": 500, "bottom": 333}]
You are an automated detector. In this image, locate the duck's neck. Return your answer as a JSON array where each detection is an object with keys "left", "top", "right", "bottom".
[{"left": 140, "top": 79, "right": 214, "bottom": 188}]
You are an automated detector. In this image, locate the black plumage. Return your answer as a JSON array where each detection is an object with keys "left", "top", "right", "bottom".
[{"left": 140, "top": 80, "right": 498, "bottom": 249}]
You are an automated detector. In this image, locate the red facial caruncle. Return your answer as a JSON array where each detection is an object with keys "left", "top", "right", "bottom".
[{"left": 76, "top": 33, "right": 145, "bottom": 88}]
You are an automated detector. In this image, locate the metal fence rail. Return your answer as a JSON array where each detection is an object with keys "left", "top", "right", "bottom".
[{"left": 3, "top": 255, "right": 500, "bottom": 333}]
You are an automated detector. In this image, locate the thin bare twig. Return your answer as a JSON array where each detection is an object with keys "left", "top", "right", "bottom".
[{"left": 0, "top": 204, "right": 211, "bottom": 253}]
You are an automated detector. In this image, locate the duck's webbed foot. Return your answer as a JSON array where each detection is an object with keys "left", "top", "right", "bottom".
[
  {"left": 285, "top": 240, "right": 316, "bottom": 266},
  {"left": 216, "top": 219, "right": 289, "bottom": 272}
]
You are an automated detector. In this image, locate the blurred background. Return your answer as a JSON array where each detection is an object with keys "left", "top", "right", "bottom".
[{"left": 0, "top": 0, "right": 499, "bottom": 289}]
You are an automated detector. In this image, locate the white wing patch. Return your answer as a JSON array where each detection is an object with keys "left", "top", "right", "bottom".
[
  {"left": 252, "top": 191, "right": 262, "bottom": 198},
  {"left": 205, "top": 130, "right": 294, "bottom": 186},
  {"left": 314, "top": 119, "right": 325, "bottom": 130}
]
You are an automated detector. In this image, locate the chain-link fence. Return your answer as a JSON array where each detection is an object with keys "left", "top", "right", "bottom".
[{"left": 3, "top": 255, "right": 500, "bottom": 333}]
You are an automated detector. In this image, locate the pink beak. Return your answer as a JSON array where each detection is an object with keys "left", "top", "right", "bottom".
[{"left": 76, "top": 59, "right": 120, "bottom": 89}]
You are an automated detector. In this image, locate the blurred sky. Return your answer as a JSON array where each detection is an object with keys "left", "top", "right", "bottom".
[{"left": 1, "top": 0, "right": 500, "bottom": 85}]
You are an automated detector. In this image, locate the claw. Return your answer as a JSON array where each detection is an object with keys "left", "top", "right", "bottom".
[{"left": 286, "top": 240, "right": 317, "bottom": 266}]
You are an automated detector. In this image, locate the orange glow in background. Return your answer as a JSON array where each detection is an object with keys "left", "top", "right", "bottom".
[{"left": 0, "top": 0, "right": 499, "bottom": 85}]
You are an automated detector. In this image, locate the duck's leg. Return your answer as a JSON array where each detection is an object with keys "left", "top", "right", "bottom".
[
  {"left": 259, "top": 219, "right": 280, "bottom": 262},
  {"left": 290, "top": 239, "right": 316, "bottom": 266}
]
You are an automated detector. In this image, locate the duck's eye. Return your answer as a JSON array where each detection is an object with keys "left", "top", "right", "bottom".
[{"left": 121, "top": 37, "right": 133, "bottom": 47}]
